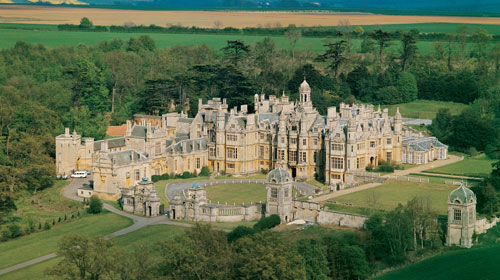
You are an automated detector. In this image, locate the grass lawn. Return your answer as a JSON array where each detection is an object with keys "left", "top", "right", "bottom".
[
  {"left": 205, "top": 183, "right": 266, "bottom": 205},
  {"left": 0, "top": 212, "right": 132, "bottom": 270},
  {"left": 381, "top": 99, "right": 469, "bottom": 120},
  {"left": 0, "top": 27, "right": 467, "bottom": 54},
  {"left": 376, "top": 224, "right": 500, "bottom": 280},
  {"left": 306, "top": 179, "right": 327, "bottom": 190},
  {"left": 327, "top": 180, "right": 457, "bottom": 215},
  {"left": 4, "top": 180, "right": 83, "bottom": 231},
  {"left": 424, "top": 154, "right": 495, "bottom": 178},
  {"left": 0, "top": 224, "right": 186, "bottom": 280}
]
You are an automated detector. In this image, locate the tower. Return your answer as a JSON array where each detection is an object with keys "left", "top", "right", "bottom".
[
  {"left": 215, "top": 109, "right": 226, "bottom": 173},
  {"left": 55, "top": 128, "right": 81, "bottom": 176},
  {"left": 393, "top": 107, "right": 403, "bottom": 162},
  {"left": 298, "top": 79, "right": 312, "bottom": 109},
  {"left": 265, "top": 165, "right": 293, "bottom": 224},
  {"left": 446, "top": 183, "right": 476, "bottom": 248}
]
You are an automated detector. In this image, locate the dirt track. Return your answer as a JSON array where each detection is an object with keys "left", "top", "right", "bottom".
[{"left": 1, "top": 5, "right": 500, "bottom": 28}]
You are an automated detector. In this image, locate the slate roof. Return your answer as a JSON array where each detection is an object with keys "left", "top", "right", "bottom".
[
  {"left": 257, "top": 113, "right": 279, "bottom": 123},
  {"left": 131, "top": 125, "right": 147, "bottom": 138},
  {"left": 165, "top": 138, "right": 208, "bottom": 154},
  {"left": 94, "top": 137, "right": 126, "bottom": 151},
  {"left": 108, "top": 150, "right": 148, "bottom": 166},
  {"left": 449, "top": 184, "right": 475, "bottom": 204}
]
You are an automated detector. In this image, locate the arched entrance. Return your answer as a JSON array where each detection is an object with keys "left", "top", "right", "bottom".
[
  {"left": 172, "top": 209, "right": 176, "bottom": 219},
  {"left": 370, "top": 156, "right": 375, "bottom": 166},
  {"left": 148, "top": 206, "right": 152, "bottom": 216},
  {"left": 291, "top": 167, "right": 297, "bottom": 178}
]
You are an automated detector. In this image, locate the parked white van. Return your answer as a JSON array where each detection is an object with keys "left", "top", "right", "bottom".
[{"left": 71, "top": 171, "right": 88, "bottom": 178}]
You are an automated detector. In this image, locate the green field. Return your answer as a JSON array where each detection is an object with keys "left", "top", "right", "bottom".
[
  {"left": 376, "top": 225, "right": 500, "bottom": 280},
  {"left": 381, "top": 99, "right": 469, "bottom": 119},
  {"left": 0, "top": 212, "right": 132, "bottom": 270},
  {"left": 360, "top": 22, "right": 500, "bottom": 34},
  {"left": 0, "top": 26, "right": 456, "bottom": 53},
  {"left": 0, "top": 224, "right": 186, "bottom": 280},
  {"left": 424, "top": 154, "right": 495, "bottom": 178},
  {"left": 327, "top": 180, "right": 457, "bottom": 215},
  {"left": 205, "top": 183, "right": 266, "bottom": 205}
]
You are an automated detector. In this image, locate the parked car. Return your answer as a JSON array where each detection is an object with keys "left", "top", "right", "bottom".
[
  {"left": 71, "top": 171, "right": 88, "bottom": 178},
  {"left": 56, "top": 174, "right": 68, "bottom": 180},
  {"left": 85, "top": 170, "right": 91, "bottom": 175}
]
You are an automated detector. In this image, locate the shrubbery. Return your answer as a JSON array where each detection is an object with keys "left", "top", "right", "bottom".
[
  {"left": 366, "top": 160, "right": 395, "bottom": 173},
  {"left": 152, "top": 173, "right": 170, "bottom": 182},
  {"left": 253, "top": 214, "right": 281, "bottom": 231},
  {"left": 88, "top": 195, "right": 103, "bottom": 214}
]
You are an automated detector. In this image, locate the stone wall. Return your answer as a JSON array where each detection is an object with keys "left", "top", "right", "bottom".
[
  {"left": 475, "top": 217, "right": 500, "bottom": 234},
  {"left": 317, "top": 210, "right": 368, "bottom": 229}
]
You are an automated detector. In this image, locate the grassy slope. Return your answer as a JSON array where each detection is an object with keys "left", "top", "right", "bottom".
[
  {"left": 0, "top": 212, "right": 132, "bottom": 270},
  {"left": 377, "top": 224, "right": 500, "bottom": 280},
  {"left": 381, "top": 99, "right": 469, "bottom": 119},
  {"left": 424, "top": 154, "right": 495, "bottom": 178},
  {"left": 0, "top": 224, "right": 186, "bottom": 280},
  {"left": 327, "top": 180, "right": 456, "bottom": 215},
  {"left": 205, "top": 183, "right": 266, "bottom": 205},
  {"left": 5, "top": 180, "right": 83, "bottom": 230}
]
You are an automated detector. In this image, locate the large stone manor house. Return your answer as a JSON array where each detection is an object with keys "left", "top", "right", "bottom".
[{"left": 56, "top": 79, "right": 448, "bottom": 200}]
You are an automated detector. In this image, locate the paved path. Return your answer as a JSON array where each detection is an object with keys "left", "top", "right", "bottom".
[
  {"left": 166, "top": 179, "right": 317, "bottom": 201},
  {"left": 0, "top": 178, "right": 190, "bottom": 277},
  {"left": 311, "top": 155, "right": 464, "bottom": 203}
]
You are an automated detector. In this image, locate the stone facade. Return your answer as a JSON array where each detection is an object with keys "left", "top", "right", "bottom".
[
  {"left": 56, "top": 79, "right": 448, "bottom": 199},
  {"left": 169, "top": 183, "right": 263, "bottom": 222},
  {"left": 121, "top": 178, "right": 161, "bottom": 216},
  {"left": 446, "top": 184, "right": 476, "bottom": 248}
]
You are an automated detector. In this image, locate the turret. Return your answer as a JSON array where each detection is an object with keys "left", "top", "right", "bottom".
[
  {"left": 299, "top": 79, "right": 312, "bottom": 109},
  {"left": 394, "top": 107, "right": 403, "bottom": 134}
]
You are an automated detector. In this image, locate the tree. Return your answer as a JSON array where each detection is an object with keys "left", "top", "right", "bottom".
[
  {"left": 360, "top": 38, "right": 376, "bottom": 54},
  {"left": 375, "top": 86, "right": 401, "bottom": 104},
  {"left": 221, "top": 40, "right": 250, "bottom": 65},
  {"left": 284, "top": 26, "right": 301, "bottom": 60},
  {"left": 396, "top": 72, "right": 418, "bottom": 102},
  {"left": 156, "top": 224, "right": 233, "bottom": 279},
  {"left": 233, "top": 231, "right": 306, "bottom": 280},
  {"left": 400, "top": 32, "right": 418, "bottom": 71},
  {"left": 227, "top": 225, "right": 256, "bottom": 243},
  {"left": 79, "top": 17, "right": 93, "bottom": 29},
  {"left": 253, "top": 214, "right": 281, "bottom": 231},
  {"left": 297, "top": 238, "right": 329, "bottom": 280},
  {"left": 472, "top": 182, "right": 499, "bottom": 216},
  {"left": 46, "top": 234, "right": 119, "bottom": 280},
  {"left": 70, "top": 58, "right": 110, "bottom": 114},
  {"left": 371, "top": 29, "right": 391, "bottom": 72},
  {"left": 88, "top": 195, "right": 103, "bottom": 214},
  {"left": 430, "top": 108, "right": 453, "bottom": 142},
  {"left": 316, "top": 40, "right": 348, "bottom": 78}
]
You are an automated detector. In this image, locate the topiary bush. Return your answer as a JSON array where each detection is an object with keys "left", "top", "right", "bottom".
[
  {"left": 200, "top": 166, "right": 211, "bottom": 177},
  {"left": 88, "top": 195, "right": 103, "bottom": 214}
]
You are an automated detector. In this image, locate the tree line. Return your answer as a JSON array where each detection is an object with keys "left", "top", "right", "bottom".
[{"left": 1, "top": 22, "right": 500, "bottom": 226}]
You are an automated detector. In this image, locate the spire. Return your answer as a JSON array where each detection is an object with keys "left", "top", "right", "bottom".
[{"left": 395, "top": 107, "right": 402, "bottom": 120}]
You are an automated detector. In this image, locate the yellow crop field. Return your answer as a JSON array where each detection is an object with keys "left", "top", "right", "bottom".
[{"left": 2, "top": 5, "right": 500, "bottom": 28}]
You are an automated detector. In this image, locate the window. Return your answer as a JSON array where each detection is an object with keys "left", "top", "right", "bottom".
[
  {"left": 331, "top": 174, "right": 341, "bottom": 180},
  {"left": 313, "top": 152, "right": 317, "bottom": 163},
  {"left": 285, "top": 189, "right": 289, "bottom": 197},
  {"left": 438, "top": 149, "right": 442, "bottom": 160},
  {"left": 259, "top": 146, "right": 265, "bottom": 158},
  {"left": 290, "top": 138, "right": 297, "bottom": 145},
  {"left": 300, "top": 151, "right": 307, "bottom": 163},
  {"left": 227, "top": 148, "right": 238, "bottom": 159},
  {"left": 386, "top": 152, "right": 392, "bottom": 162},
  {"left": 289, "top": 150, "right": 297, "bottom": 162},
  {"left": 281, "top": 137, "right": 285, "bottom": 144},
  {"left": 135, "top": 169, "right": 140, "bottom": 180},
  {"left": 227, "top": 163, "right": 235, "bottom": 169},
  {"left": 196, "top": 158, "right": 201, "bottom": 169},
  {"left": 302, "top": 139, "right": 307, "bottom": 146},
  {"left": 370, "top": 141, "right": 376, "bottom": 148},
  {"left": 358, "top": 143, "right": 365, "bottom": 150},
  {"left": 209, "top": 148, "right": 215, "bottom": 157},
  {"left": 454, "top": 209, "right": 462, "bottom": 221},
  {"left": 271, "top": 188, "right": 278, "bottom": 198},
  {"left": 314, "top": 138, "right": 318, "bottom": 146},
  {"left": 279, "top": 150, "right": 285, "bottom": 160},
  {"left": 260, "top": 133, "right": 266, "bottom": 140},
  {"left": 331, "top": 157, "right": 343, "bottom": 169},
  {"left": 409, "top": 153, "right": 413, "bottom": 164},
  {"left": 417, "top": 154, "right": 422, "bottom": 164},
  {"left": 332, "top": 144, "right": 343, "bottom": 151},
  {"left": 227, "top": 134, "right": 237, "bottom": 142},
  {"left": 188, "top": 159, "right": 191, "bottom": 169},
  {"left": 357, "top": 157, "right": 365, "bottom": 169},
  {"left": 387, "top": 138, "right": 392, "bottom": 145}
]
